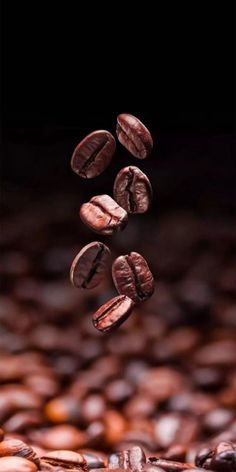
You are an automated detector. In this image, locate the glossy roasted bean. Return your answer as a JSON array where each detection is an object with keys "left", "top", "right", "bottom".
[
  {"left": 92, "top": 295, "right": 134, "bottom": 333},
  {"left": 70, "top": 242, "right": 110, "bottom": 289},
  {"left": 40, "top": 450, "right": 86, "bottom": 470},
  {"left": 112, "top": 252, "right": 154, "bottom": 303},
  {"left": 80, "top": 195, "right": 128, "bottom": 235},
  {"left": 116, "top": 114, "right": 153, "bottom": 159},
  {"left": 113, "top": 166, "right": 152, "bottom": 214},
  {"left": 71, "top": 130, "right": 116, "bottom": 178}
]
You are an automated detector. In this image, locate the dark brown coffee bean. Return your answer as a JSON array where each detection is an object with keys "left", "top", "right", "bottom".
[
  {"left": 80, "top": 195, "right": 128, "bottom": 235},
  {"left": 92, "top": 295, "right": 134, "bottom": 333},
  {"left": 112, "top": 252, "right": 154, "bottom": 303},
  {"left": 108, "top": 446, "right": 146, "bottom": 471},
  {"left": 116, "top": 114, "right": 153, "bottom": 159},
  {"left": 148, "top": 458, "right": 195, "bottom": 471},
  {"left": 153, "top": 414, "right": 199, "bottom": 449},
  {"left": 79, "top": 451, "right": 106, "bottom": 469},
  {"left": 113, "top": 166, "right": 152, "bottom": 214},
  {"left": 210, "top": 449, "right": 236, "bottom": 471},
  {"left": 45, "top": 396, "right": 81, "bottom": 423},
  {"left": 70, "top": 242, "right": 110, "bottom": 289},
  {"left": 40, "top": 450, "right": 86, "bottom": 470},
  {"left": 71, "top": 130, "right": 116, "bottom": 178},
  {"left": 0, "top": 439, "right": 40, "bottom": 466},
  {"left": 31, "top": 425, "right": 86, "bottom": 450},
  {"left": 0, "top": 456, "right": 38, "bottom": 472}
]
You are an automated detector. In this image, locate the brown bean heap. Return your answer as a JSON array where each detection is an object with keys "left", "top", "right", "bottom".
[{"left": 0, "top": 191, "right": 235, "bottom": 470}]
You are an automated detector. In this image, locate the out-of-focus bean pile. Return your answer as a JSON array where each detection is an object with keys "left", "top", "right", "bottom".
[{"left": 0, "top": 190, "right": 236, "bottom": 471}]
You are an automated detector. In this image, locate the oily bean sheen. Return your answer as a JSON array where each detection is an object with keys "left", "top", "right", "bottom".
[
  {"left": 41, "top": 450, "right": 86, "bottom": 470},
  {"left": 92, "top": 295, "right": 134, "bottom": 333},
  {"left": 112, "top": 252, "right": 154, "bottom": 304},
  {"left": 116, "top": 114, "right": 153, "bottom": 159},
  {"left": 71, "top": 130, "right": 116, "bottom": 178},
  {"left": 113, "top": 166, "right": 152, "bottom": 214},
  {"left": 0, "top": 456, "right": 38, "bottom": 472},
  {"left": 70, "top": 242, "right": 110, "bottom": 289},
  {"left": 80, "top": 195, "right": 128, "bottom": 235}
]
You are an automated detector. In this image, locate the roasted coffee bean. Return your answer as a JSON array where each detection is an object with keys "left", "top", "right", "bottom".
[
  {"left": 0, "top": 456, "right": 38, "bottom": 472},
  {"left": 80, "top": 451, "right": 106, "bottom": 469},
  {"left": 0, "top": 439, "right": 40, "bottom": 466},
  {"left": 40, "top": 450, "right": 86, "bottom": 470},
  {"left": 80, "top": 195, "right": 128, "bottom": 235},
  {"left": 148, "top": 457, "right": 195, "bottom": 471},
  {"left": 71, "top": 130, "right": 116, "bottom": 178},
  {"left": 31, "top": 425, "right": 86, "bottom": 450},
  {"left": 45, "top": 396, "right": 81, "bottom": 423},
  {"left": 108, "top": 446, "right": 146, "bottom": 471},
  {"left": 0, "top": 428, "right": 4, "bottom": 441},
  {"left": 113, "top": 166, "right": 152, "bottom": 214},
  {"left": 210, "top": 449, "right": 236, "bottom": 471},
  {"left": 116, "top": 114, "right": 153, "bottom": 159},
  {"left": 92, "top": 295, "right": 134, "bottom": 333},
  {"left": 112, "top": 252, "right": 154, "bottom": 303},
  {"left": 70, "top": 242, "right": 110, "bottom": 289}
]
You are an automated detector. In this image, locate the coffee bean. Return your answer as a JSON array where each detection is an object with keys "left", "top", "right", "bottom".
[
  {"left": 92, "top": 295, "right": 134, "bottom": 333},
  {"left": 116, "top": 114, "right": 153, "bottom": 159},
  {"left": 210, "top": 449, "right": 236, "bottom": 471},
  {"left": 80, "top": 195, "right": 128, "bottom": 235},
  {"left": 148, "top": 457, "right": 195, "bottom": 471},
  {"left": 32, "top": 425, "right": 86, "bottom": 450},
  {"left": 45, "top": 396, "right": 81, "bottom": 423},
  {"left": 0, "top": 428, "right": 4, "bottom": 441},
  {"left": 112, "top": 252, "right": 154, "bottom": 303},
  {"left": 80, "top": 451, "right": 106, "bottom": 469},
  {"left": 71, "top": 130, "right": 116, "bottom": 178},
  {"left": 0, "top": 439, "right": 40, "bottom": 466},
  {"left": 113, "top": 166, "right": 152, "bottom": 214},
  {"left": 0, "top": 456, "right": 38, "bottom": 472},
  {"left": 108, "top": 446, "right": 146, "bottom": 471},
  {"left": 70, "top": 242, "right": 110, "bottom": 289},
  {"left": 40, "top": 450, "right": 86, "bottom": 470}
]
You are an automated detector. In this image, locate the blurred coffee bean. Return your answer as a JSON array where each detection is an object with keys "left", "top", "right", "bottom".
[
  {"left": 163, "top": 445, "right": 187, "bottom": 462},
  {"left": 153, "top": 414, "right": 199, "bottom": 449},
  {"left": 45, "top": 396, "right": 81, "bottom": 423},
  {"left": 203, "top": 409, "right": 234, "bottom": 434},
  {"left": 3, "top": 411, "right": 43, "bottom": 433},
  {"left": 0, "top": 456, "right": 38, "bottom": 472},
  {"left": 138, "top": 368, "right": 185, "bottom": 402},
  {"left": 116, "top": 114, "right": 153, "bottom": 159},
  {"left": 30, "top": 426, "right": 86, "bottom": 450}
]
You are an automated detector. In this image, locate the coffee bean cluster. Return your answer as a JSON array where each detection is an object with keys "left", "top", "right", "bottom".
[
  {"left": 1, "top": 187, "right": 236, "bottom": 471},
  {"left": 70, "top": 114, "right": 154, "bottom": 332}
]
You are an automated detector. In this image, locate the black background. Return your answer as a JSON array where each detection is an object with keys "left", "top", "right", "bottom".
[{"left": 1, "top": 2, "right": 235, "bottom": 216}]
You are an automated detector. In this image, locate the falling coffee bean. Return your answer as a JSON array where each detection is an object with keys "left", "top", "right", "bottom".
[
  {"left": 71, "top": 130, "right": 116, "bottom": 178},
  {"left": 116, "top": 114, "right": 153, "bottom": 159},
  {"left": 92, "top": 295, "right": 134, "bottom": 333},
  {"left": 70, "top": 242, "right": 110, "bottom": 289},
  {"left": 113, "top": 166, "right": 152, "bottom": 214},
  {"left": 112, "top": 252, "right": 154, "bottom": 303},
  {"left": 80, "top": 195, "right": 128, "bottom": 235}
]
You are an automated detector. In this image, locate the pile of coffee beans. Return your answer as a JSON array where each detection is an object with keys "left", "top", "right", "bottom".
[
  {"left": 70, "top": 114, "right": 154, "bottom": 332},
  {"left": 1, "top": 114, "right": 236, "bottom": 470}
]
